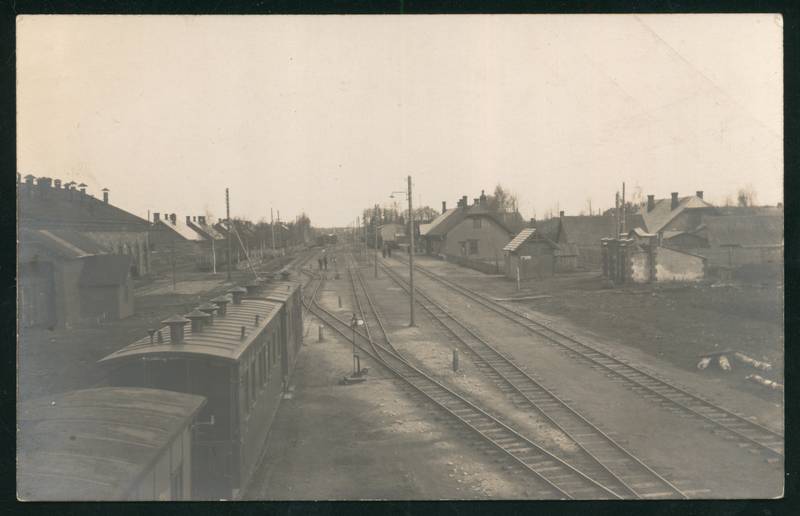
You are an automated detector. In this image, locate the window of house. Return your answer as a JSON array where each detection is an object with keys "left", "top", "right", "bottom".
[
  {"left": 469, "top": 240, "right": 479, "bottom": 255},
  {"left": 473, "top": 218, "right": 482, "bottom": 229}
]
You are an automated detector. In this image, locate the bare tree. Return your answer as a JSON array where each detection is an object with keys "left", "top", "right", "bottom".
[
  {"left": 737, "top": 185, "right": 758, "bottom": 207},
  {"left": 487, "top": 183, "right": 519, "bottom": 213}
]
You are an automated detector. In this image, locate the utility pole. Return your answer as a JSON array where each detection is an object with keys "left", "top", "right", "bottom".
[
  {"left": 374, "top": 204, "right": 379, "bottom": 278},
  {"left": 408, "top": 175, "right": 415, "bottom": 327},
  {"left": 621, "top": 182, "right": 626, "bottom": 235},
  {"left": 171, "top": 230, "right": 176, "bottom": 291},
  {"left": 226, "top": 188, "right": 232, "bottom": 281},
  {"left": 270, "top": 208, "right": 276, "bottom": 252}
]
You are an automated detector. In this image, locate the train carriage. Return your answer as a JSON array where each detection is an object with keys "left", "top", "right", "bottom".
[{"left": 99, "top": 283, "right": 302, "bottom": 500}]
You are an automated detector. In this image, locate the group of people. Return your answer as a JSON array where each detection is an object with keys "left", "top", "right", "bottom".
[{"left": 318, "top": 253, "right": 335, "bottom": 271}]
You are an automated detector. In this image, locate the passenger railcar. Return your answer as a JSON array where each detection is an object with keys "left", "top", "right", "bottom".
[
  {"left": 100, "top": 282, "right": 303, "bottom": 500},
  {"left": 17, "top": 387, "right": 206, "bottom": 501}
]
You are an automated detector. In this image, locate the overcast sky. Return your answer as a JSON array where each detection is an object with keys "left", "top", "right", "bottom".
[{"left": 17, "top": 14, "right": 782, "bottom": 227}]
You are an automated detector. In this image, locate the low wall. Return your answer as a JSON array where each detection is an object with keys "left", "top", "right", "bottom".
[
  {"left": 654, "top": 247, "right": 705, "bottom": 282},
  {"left": 444, "top": 254, "right": 501, "bottom": 275}
]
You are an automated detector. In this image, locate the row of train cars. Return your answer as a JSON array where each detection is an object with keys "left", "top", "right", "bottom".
[{"left": 18, "top": 254, "right": 316, "bottom": 501}]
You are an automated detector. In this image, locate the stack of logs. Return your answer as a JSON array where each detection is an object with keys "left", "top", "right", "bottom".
[{"left": 697, "top": 350, "right": 782, "bottom": 392}]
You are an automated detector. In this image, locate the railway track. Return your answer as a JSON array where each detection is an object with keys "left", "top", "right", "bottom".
[
  {"left": 375, "top": 260, "right": 687, "bottom": 499},
  {"left": 302, "top": 258, "right": 625, "bottom": 499},
  {"left": 389, "top": 256, "right": 784, "bottom": 459}
]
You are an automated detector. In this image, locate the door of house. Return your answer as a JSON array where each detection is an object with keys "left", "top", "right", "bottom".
[{"left": 19, "top": 262, "right": 56, "bottom": 328}]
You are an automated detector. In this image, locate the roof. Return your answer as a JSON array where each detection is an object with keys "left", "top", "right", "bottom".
[
  {"left": 629, "top": 227, "right": 657, "bottom": 238},
  {"left": 99, "top": 298, "right": 280, "bottom": 363},
  {"left": 17, "top": 387, "right": 206, "bottom": 501},
  {"left": 19, "top": 228, "right": 109, "bottom": 260},
  {"left": 559, "top": 216, "right": 618, "bottom": 245},
  {"left": 420, "top": 208, "right": 465, "bottom": 237},
  {"left": 188, "top": 220, "right": 225, "bottom": 241},
  {"left": 79, "top": 254, "right": 133, "bottom": 287},
  {"left": 155, "top": 219, "right": 206, "bottom": 242},
  {"left": 258, "top": 280, "right": 302, "bottom": 303},
  {"left": 503, "top": 228, "right": 536, "bottom": 252},
  {"left": 18, "top": 183, "right": 150, "bottom": 232},
  {"left": 639, "top": 195, "right": 715, "bottom": 234},
  {"left": 703, "top": 215, "right": 784, "bottom": 247}
]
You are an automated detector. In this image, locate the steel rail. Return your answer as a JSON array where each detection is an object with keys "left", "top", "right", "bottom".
[
  {"left": 390, "top": 256, "right": 784, "bottom": 458},
  {"left": 306, "top": 258, "right": 622, "bottom": 499},
  {"left": 378, "top": 260, "right": 686, "bottom": 499}
]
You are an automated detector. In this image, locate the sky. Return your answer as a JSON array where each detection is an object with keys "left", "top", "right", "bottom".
[{"left": 17, "top": 14, "right": 783, "bottom": 227}]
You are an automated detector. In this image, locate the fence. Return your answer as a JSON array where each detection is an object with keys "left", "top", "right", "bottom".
[{"left": 443, "top": 254, "right": 502, "bottom": 275}]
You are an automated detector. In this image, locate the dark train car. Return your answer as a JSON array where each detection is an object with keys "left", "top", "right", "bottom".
[
  {"left": 253, "top": 279, "right": 304, "bottom": 377},
  {"left": 315, "top": 233, "right": 338, "bottom": 246},
  {"left": 99, "top": 286, "right": 298, "bottom": 500}
]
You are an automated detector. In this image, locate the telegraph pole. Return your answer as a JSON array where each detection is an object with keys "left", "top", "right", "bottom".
[
  {"left": 226, "top": 188, "right": 232, "bottom": 281},
  {"left": 408, "top": 175, "right": 415, "bottom": 327},
  {"left": 374, "top": 204, "right": 379, "bottom": 278},
  {"left": 270, "top": 208, "right": 276, "bottom": 252}
]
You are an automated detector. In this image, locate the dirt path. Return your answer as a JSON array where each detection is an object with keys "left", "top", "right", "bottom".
[{"left": 249, "top": 302, "right": 537, "bottom": 499}]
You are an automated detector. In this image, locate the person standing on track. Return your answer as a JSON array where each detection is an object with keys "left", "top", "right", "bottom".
[{"left": 323, "top": 255, "right": 328, "bottom": 270}]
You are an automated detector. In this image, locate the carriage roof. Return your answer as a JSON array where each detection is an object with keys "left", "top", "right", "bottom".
[{"left": 99, "top": 298, "right": 281, "bottom": 363}]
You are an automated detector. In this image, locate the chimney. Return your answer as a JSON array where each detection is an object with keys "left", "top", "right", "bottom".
[
  {"left": 559, "top": 210, "right": 565, "bottom": 218},
  {"left": 696, "top": 190, "right": 704, "bottom": 199},
  {"left": 647, "top": 195, "right": 655, "bottom": 212},
  {"left": 186, "top": 215, "right": 191, "bottom": 224},
  {"left": 530, "top": 218, "right": 536, "bottom": 228},
  {"left": 24, "top": 175, "right": 34, "bottom": 186},
  {"left": 170, "top": 213, "right": 177, "bottom": 224},
  {"left": 211, "top": 295, "right": 231, "bottom": 316},
  {"left": 197, "top": 303, "right": 219, "bottom": 325},
  {"left": 671, "top": 192, "right": 679, "bottom": 210},
  {"left": 480, "top": 190, "right": 487, "bottom": 205},
  {"left": 78, "top": 183, "right": 87, "bottom": 195},
  {"left": 54, "top": 179, "right": 62, "bottom": 190},
  {"left": 153, "top": 212, "right": 160, "bottom": 222},
  {"left": 229, "top": 286, "right": 247, "bottom": 305},
  {"left": 442, "top": 201, "right": 447, "bottom": 213},
  {"left": 161, "top": 315, "right": 189, "bottom": 344},
  {"left": 244, "top": 282, "right": 260, "bottom": 296},
  {"left": 462, "top": 195, "right": 468, "bottom": 208},
  {"left": 473, "top": 198, "right": 480, "bottom": 206},
  {"left": 185, "top": 309, "right": 210, "bottom": 333}
]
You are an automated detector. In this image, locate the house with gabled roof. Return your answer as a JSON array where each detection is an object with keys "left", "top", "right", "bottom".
[
  {"left": 695, "top": 214, "right": 784, "bottom": 268},
  {"left": 638, "top": 191, "right": 717, "bottom": 248},
  {"left": 18, "top": 175, "right": 151, "bottom": 276},
  {"left": 420, "top": 192, "right": 516, "bottom": 267}
]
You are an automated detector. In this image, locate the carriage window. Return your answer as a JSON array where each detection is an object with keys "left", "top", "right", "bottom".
[
  {"left": 250, "top": 364, "right": 256, "bottom": 404},
  {"left": 261, "top": 349, "right": 267, "bottom": 384}
]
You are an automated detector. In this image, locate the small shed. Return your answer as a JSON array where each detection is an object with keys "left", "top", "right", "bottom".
[
  {"left": 79, "top": 253, "right": 135, "bottom": 321},
  {"left": 503, "top": 228, "right": 560, "bottom": 280},
  {"left": 17, "top": 387, "right": 206, "bottom": 501}
]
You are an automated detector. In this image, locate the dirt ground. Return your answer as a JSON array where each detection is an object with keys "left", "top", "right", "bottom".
[
  {"left": 377, "top": 256, "right": 783, "bottom": 498},
  {"left": 249, "top": 283, "right": 539, "bottom": 500},
  {"left": 403, "top": 257, "right": 784, "bottom": 403}
]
